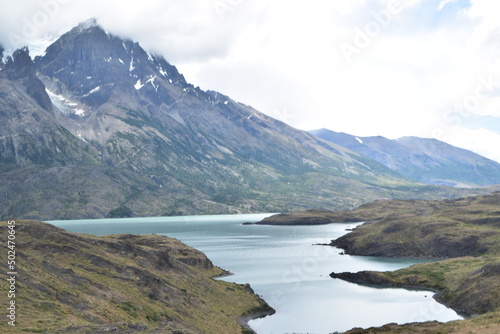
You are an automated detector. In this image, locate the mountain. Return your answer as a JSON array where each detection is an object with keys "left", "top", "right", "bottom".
[
  {"left": 0, "top": 45, "right": 4, "bottom": 68},
  {"left": 0, "top": 20, "right": 478, "bottom": 220},
  {"left": 0, "top": 220, "right": 271, "bottom": 333},
  {"left": 310, "top": 128, "right": 500, "bottom": 187}
]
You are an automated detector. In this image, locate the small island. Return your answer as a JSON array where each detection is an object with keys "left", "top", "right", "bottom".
[{"left": 245, "top": 209, "right": 367, "bottom": 225}]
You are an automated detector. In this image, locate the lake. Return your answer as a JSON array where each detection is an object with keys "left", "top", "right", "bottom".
[{"left": 49, "top": 213, "right": 463, "bottom": 334}]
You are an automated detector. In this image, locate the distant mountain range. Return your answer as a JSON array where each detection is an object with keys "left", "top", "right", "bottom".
[
  {"left": 0, "top": 20, "right": 493, "bottom": 220},
  {"left": 310, "top": 129, "right": 500, "bottom": 187}
]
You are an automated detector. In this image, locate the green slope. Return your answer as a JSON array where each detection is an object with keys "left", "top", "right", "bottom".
[{"left": 0, "top": 220, "right": 271, "bottom": 333}]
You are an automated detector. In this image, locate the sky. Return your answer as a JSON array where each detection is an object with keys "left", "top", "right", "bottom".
[{"left": 1, "top": 0, "right": 500, "bottom": 162}]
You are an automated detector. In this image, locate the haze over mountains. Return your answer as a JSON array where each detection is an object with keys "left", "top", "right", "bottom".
[
  {"left": 310, "top": 129, "right": 500, "bottom": 187},
  {"left": 0, "top": 20, "right": 496, "bottom": 220}
]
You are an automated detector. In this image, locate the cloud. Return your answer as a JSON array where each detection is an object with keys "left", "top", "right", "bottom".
[
  {"left": 438, "top": 0, "right": 458, "bottom": 11},
  {"left": 1, "top": 0, "right": 500, "bottom": 162},
  {"left": 445, "top": 127, "right": 500, "bottom": 163}
]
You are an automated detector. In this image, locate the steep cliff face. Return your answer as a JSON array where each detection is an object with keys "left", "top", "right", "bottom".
[
  {"left": 2, "top": 47, "right": 52, "bottom": 111},
  {"left": 0, "top": 45, "right": 5, "bottom": 69},
  {"left": 0, "top": 48, "right": 99, "bottom": 169}
]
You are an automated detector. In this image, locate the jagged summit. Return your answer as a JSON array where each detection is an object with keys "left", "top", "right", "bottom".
[
  {"left": 0, "top": 45, "right": 4, "bottom": 68},
  {"left": 0, "top": 22, "right": 483, "bottom": 220},
  {"left": 35, "top": 20, "right": 193, "bottom": 110},
  {"left": 0, "top": 47, "right": 52, "bottom": 111},
  {"left": 73, "top": 17, "right": 99, "bottom": 32}
]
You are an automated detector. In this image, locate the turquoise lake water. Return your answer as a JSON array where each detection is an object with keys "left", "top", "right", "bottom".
[{"left": 49, "top": 214, "right": 462, "bottom": 334}]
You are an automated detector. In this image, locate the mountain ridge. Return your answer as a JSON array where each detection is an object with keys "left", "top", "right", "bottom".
[
  {"left": 0, "top": 21, "right": 486, "bottom": 220},
  {"left": 310, "top": 128, "right": 500, "bottom": 187}
]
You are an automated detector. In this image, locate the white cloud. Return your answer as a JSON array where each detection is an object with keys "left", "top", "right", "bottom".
[
  {"left": 1, "top": 0, "right": 500, "bottom": 162},
  {"left": 445, "top": 127, "right": 500, "bottom": 163},
  {"left": 438, "top": 0, "right": 458, "bottom": 11}
]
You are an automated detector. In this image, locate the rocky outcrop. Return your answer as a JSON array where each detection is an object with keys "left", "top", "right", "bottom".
[
  {"left": 250, "top": 209, "right": 359, "bottom": 225},
  {"left": 330, "top": 271, "right": 394, "bottom": 286},
  {"left": 1, "top": 47, "right": 52, "bottom": 111},
  {"left": 0, "top": 45, "right": 4, "bottom": 69}
]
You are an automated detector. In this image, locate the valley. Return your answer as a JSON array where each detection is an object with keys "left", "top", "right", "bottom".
[
  {"left": 1, "top": 18, "right": 499, "bottom": 334},
  {"left": 1, "top": 21, "right": 498, "bottom": 220}
]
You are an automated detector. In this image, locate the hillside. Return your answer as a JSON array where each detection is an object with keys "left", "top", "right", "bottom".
[
  {"left": 0, "top": 220, "right": 271, "bottom": 333},
  {"left": 329, "top": 192, "right": 500, "bottom": 258},
  {"left": 310, "top": 128, "right": 500, "bottom": 187},
  {"left": 0, "top": 20, "right": 481, "bottom": 220},
  {"left": 330, "top": 192, "right": 500, "bottom": 333},
  {"left": 257, "top": 192, "right": 500, "bottom": 333}
]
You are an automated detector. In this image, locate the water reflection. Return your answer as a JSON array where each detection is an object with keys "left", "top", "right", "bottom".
[{"left": 49, "top": 215, "right": 462, "bottom": 334}]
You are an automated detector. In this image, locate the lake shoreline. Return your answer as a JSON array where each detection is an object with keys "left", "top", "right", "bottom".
[
  {"left": 329, "top": 271, "right": 469, "bottom": 319},
  {"left": 49, "top": 213, "right": 465, "bottom": 333}
]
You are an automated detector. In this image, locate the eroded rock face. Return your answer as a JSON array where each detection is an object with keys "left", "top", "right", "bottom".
[
  {"left": 0, "top": 45, "right": 4, "bottom": 68},
  {"left": 1, "top": 47, "right": 52, "bottom": 111}
]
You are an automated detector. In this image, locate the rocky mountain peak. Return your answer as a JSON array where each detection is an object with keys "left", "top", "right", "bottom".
[
  {"left": 2, "top": 21, "right": 483, "bottom": 221},
  {"left": 35, "top": 19, "right": 191, "bottom": 109},
  {"left": 0, "top": 45, "right": 4, "bottom": 69},
  {"left": 73, "top": 17, "right": 99, "bottom": 32},
  {"left": 0, "top": 47, "right": 52, "bottom": 111},
  {"left": 3, "top": 47, "right": 34, "bottom": 80}
]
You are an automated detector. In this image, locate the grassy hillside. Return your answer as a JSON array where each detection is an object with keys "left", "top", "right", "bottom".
[
  {"left": 0, "top": 220, "right": 272, "bottom": 333},
  {"left": 329, "top": 192, "right": 500, "bottom": 258},
  {"left": 339, "top": 310, "right": 500, "bottom": 334},
  {"left": 259, "top": 192, "right": 500, "bottom": 333}
]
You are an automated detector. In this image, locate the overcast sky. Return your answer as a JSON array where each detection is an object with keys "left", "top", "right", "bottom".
[{"left": 1, "top": 0, "right": 500, "bottom": 162}]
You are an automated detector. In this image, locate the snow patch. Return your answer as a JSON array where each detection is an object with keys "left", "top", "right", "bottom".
[
  {"left": 77, "top": 129, "right": 87, "bottom": 143},
  {"left": 129, "top": 57, "right": 135, "bottom": 72},
  {"left": 89, "top": 86, "right": 101, "bottom": 94},
  {"left": 158, "top": 67, "right": 168, "bottom": 77},
  {"left": 355, "top": 137, "right": 363, "bottom": 144},
  {"left": 46, "top": 89, "right": 87, "bottom": 117},
  {"left": 146, "top": 76, "right": 158, "bottom": 91},
  {"left": 118, "top": 58, "right": 124, "bottom": 65},
  {"left": 147, "top": 52, "right": 154, "bottom": 63},
  {"left": 75, "top": 18, "right": 98, "bottom": 33},
  {"left": 104, "top": 57, "right": 112, "bottom": 62},
  {"left": 224, "top": 100, "right": 229, "bottom": 105},
  {"left": 134, "top": 79, "right": 144, "bottom": 90},
  {"left": 82, "top": 86, "right": 101, "bottom": 97}
]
